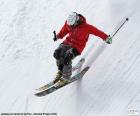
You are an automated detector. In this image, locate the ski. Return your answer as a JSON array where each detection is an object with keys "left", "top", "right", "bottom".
[
  {"left": 35, "top": 66, "right": 89, "bottom": 97},
  {"left": 36, "top": 58, "right": 85, "bottom": 91}
]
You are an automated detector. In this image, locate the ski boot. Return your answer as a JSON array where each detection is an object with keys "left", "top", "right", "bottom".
[
  {"left": 53, "top": 71, "right": 63, "bottom": 83},
  {"left": 54, "top": 77, "right": 70, "bottom": 87}
]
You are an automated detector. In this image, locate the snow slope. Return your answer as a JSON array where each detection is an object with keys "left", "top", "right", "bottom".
[{"left": 0, "top": 0, "right": 140, "bottom": 116}]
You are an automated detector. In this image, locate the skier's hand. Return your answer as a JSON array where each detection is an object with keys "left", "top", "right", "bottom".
[
  {"left": 105, "top": 36, "right": 112, "bottom": 44},
  {"left": 53, "top": 31, "right": 58, "bottom": 41},
  {"left": 53, "top": 36, "right": 58, "bottom": 41}
]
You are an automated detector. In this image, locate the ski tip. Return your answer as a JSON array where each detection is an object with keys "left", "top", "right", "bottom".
[
  {"left": 80, "top": 58, "right": 85, "bottom": 62},
  {"left": 84, "top": 66, "right": 90, "bottom": 72},
  {"left": 34, "top": 93, "right": 43, "bottom": 97},
  {"left": 34, "top": 93, "right": 40, "bottom": 97},
  {"left": 35, "top": 88, "right": 39, "bottom": 91},
  {"left": 35, "top": 87, "right": 45, "bottom": 91}
]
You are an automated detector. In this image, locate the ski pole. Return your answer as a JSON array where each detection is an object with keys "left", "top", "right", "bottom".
[{"left": 111, "top": 18, "right": 129, "bottom": 38}]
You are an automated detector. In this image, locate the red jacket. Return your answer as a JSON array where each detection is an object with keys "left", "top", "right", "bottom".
[{"left": 57, "top": 15, "right": 109, "bottom": 54}]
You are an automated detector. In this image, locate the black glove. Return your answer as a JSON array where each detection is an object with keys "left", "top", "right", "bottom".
[
  {"left": 53, "top": 31, "right": 58, "bottom": 41},
  {"left": 105, "top": 36, "right": 112, "bottom": 44}
]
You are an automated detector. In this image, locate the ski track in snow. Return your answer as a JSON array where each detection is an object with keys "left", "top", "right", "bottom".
[{"left": 0, "top": 0, "right": 140, "bottom": 116}]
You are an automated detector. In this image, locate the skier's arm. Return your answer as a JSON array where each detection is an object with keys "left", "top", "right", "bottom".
[
  {"left": 57, "top": 21, "right": 69, "bottom": 39},
  {"left": 88, "top": 24, "right": 109, "bottom": 41}
]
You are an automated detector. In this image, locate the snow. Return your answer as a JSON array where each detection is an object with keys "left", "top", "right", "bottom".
[{"left": 0, "top": 0, "right": 140, "bottom": 116}]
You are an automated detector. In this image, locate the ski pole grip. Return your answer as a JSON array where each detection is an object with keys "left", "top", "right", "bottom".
[
  {"left": 53, "top": 30, "right": 56, "bottom": 37},
  {"left": 53, "top": 30, "right": 57, "bottom": 41}
]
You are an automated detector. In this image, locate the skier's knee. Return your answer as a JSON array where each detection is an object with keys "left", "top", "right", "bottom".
[{"left": 53, "top": 49, "right": 61, "bottom": 59}]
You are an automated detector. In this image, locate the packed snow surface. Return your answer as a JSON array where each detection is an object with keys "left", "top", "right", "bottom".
[{"left": 0, "top": 0, "right": 140, "bottom": 116}]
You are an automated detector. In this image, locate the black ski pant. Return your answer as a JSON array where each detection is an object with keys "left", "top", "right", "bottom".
[{"left": 53, "top": 43, "right": 80, "bottom": 80}]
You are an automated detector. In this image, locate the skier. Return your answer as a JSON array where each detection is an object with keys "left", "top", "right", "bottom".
[{"left": 53, "top": 12, "right": 112, "bottom": 85}]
